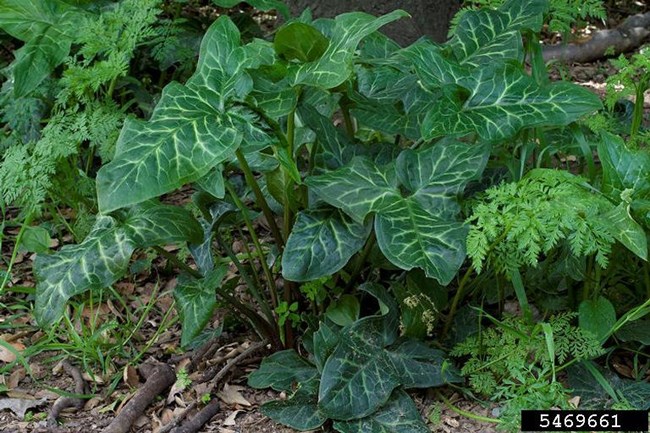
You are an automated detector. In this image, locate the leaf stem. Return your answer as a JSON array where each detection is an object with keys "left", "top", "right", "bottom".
[
  {"left": 235, "top": 149, "right": 285, "bottom": 248},
  {"left": 435, "top": 391, "right": 503, "bottom": 424},
  {"left": 345, "top": 232, "right": 376, "bottom": 290},
  {"left": 340, "top": 98, "right": 355, "bottom": 139},
  {"left": 153, "top": 246, "right": 202, "bottom": 279},
  {"left": 214, "top": 230, "right": 275, "bottom": 324},
  {"left": 630, "top": 79, "right": 648, "bottom": 138},
  {"left": 442, "top": 263, "right": 475, "bottom": 338},
  {"left": 225, "top": 182, "right": 279, "bottom": 309}
]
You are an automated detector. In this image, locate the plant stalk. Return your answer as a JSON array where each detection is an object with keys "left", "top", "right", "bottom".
[{"left": 235, "top": 149, "right": 285, "bottom": 248}]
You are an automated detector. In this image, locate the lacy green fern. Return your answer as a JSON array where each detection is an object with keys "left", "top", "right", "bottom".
[
  {"left": 0, "top": 0, "right": 164, "bottom": 212},
  {"left": 452, "top": 312, "right": 604, "bottom": 430},
  {"left": 467, "top": 169, "right": 618, "bottom": 275}
]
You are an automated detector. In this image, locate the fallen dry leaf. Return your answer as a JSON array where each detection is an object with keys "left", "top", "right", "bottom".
[
  {"left": 223, "top": 409, "right": 244, "bottom": 426},
  {"left": 0, "top": 340, "right": 25, "bottom": 363},
  {"left": 7, "top": 367, "right": 25, "bottom": 389},
  {"left": 0, "top": 397, "right": 47, "bottom": 419},
  {"left": 123, "top": 365, "right": 140, "bottom": 388},
  {"left": 217, "top": 384, "right": 251, "bottom": 407}
]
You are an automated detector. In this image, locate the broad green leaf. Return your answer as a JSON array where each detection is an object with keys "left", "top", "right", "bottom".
[
  {"left": 248, "top": 350, "right": 319, "bottom": 392},
  {"left": 274, "top": 22, "right": 329, "bottom": 62},
  {"left": 306, "top": 157, "right": 399, "bottom": 223},
  {"left": 312, "top": 320, "right": 341, "bottom": 371},
  {"left": 282, "top": 208, "right": 370, "bottom": 282},
  {"left": 0, "top": 0, "right": 87, "bottom": 96},
  {"left": 249, "top": 74, "right": 297, "bottom": 118},
  {"left": 326, "top": 295, "right": 361, "bottom": 327},
  {"left": 421, "top": 63, "right": 602, "bottom": 141},
  {"left": 396, "top": 142, "right": 488, "bottom": 213},
  {"left": 449, "top": 0, "right": 547, "bottom": 65},
  {"left": 579, "top": 296, "right": 616, "bottom": 342},
  {"left": 616, "top": 320, "right": 650, "bottom": 345},
  {"left": 97, "top": 17, "right": 255, "bottom": 213},
  {"left": 319, "top": 314, "right": 454, "bottom": 421},
  {"left": 333, "top": 389, "right": 429, "bottom": 433},
  {"left": 597, "top": 132, "right": 650, "bottom": 200},
  {"left": 125, "top": 202, "right": 203, "bottom": 247},
  {"left": 196, "top": 166, "right": 226, "bottom": 199},
  {"left": 290, "top": 10, "right": 408, "bottom": 89},
  {"left": 211, "top": 0, "right": 289, "bottom": 18},
  {"left": 261, "top": 379, "right": 327, "bottom": 431},
  {"left": 34, "top": 216, "right": 135, "bottom": 326},
  {"left": 386, "top": 339, "right": 461, "bottom": 388},
  {"left": 319, "top": 318, "right": 398, "bottom": 420},
  {"left": 174, "top": 266, "right": 226, "bottom": 347},
  {"left": 604, "top": 203, "right": 647, "bottom": 260},
  {"left": 189, "top": 217, "right": 215, "bottom": 276},
  {"left": 298, "top": 103, "right": 354, "bottom": 169},
  {"left": 97, "top": 97, "right": 240, "bottom": 213},
  {"left": 20, "top": 226, "right": 51, "bottom": 254},
  {"left": 359, "top": 283, "right": 400, "bottom": 346},
  {"left": 375, "top": 198, "right": 468, "bottom": 285},
  {"left": 307, "top": 143, "right": 487, "bottom": 284}
]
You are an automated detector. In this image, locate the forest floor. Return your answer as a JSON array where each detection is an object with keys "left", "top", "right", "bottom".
[{"left": 1, "top": 6, "right": 650, "bottom": 433}]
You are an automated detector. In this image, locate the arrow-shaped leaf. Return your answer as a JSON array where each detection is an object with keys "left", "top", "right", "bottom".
[
  {"left": 97, "top": 17, "right": 254, "bottom": 213},
  {"left": 34, "top": 216, "right": 135, "bottom": 326},
  {"left": 174, "top": 266, "right": 227, "bottom": 347},
  {"left": 290, "top": 10, "right": 408, "bottom": 89},
  {"left": 421, "top": 62, "right": 602, "bottom": 141},
  {"left": 375, "top": 198, "right": 468, "bottom": 285},
  {"left": 332, "top": 389, "right": 429, "bottom": 433},
  {"left": 282, "top": 208, "right": 371, "bottom": 282},
  {"left": 0, "top": 0, "right": 87, "bottom": 96}
]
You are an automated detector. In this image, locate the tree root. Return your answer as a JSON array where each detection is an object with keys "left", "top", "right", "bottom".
[
  {"left": 102, "top": 362, "right": 175, "bottom": 433},
  {"left": 47, "top": 360, "right": 89, "bottom": 428},
  {"left": 543, "top": 12, "right": 650, "bottom": 63}
]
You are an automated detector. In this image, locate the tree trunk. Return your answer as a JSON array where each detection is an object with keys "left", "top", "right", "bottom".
[{"left": 286, "top": 0, "right": 459, "bottom": 45}]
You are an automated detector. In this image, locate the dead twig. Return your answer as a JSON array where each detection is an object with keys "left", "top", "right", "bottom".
[
  {"left": 102, "top": 362, "right": 175, "bottom": 433},
  {"left": 169, "top": 399, "right": 220, "bottom": 433}
]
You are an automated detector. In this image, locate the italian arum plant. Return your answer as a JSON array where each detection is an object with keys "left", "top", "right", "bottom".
[{"left": 31, "top": 0, "right": 607, "bottom": 429}]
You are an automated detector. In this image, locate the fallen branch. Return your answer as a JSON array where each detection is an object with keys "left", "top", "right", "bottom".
[
  {"left": 47, "top": 360, "right": 89, "bottom": 428},
  {"left": 102, "top": 362, "right": 175, "bottom": 433},
  {"left": 161, "top": 341, "right": 266, "bottom": 433},
  {"left": 169, "top": 399, "right": 220, "bottom": 433},
  {"left": 543, "top": 12, "right": 650, "bottom": 63}
]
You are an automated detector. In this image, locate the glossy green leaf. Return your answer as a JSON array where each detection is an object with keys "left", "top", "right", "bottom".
[
  {"left": 196, "top": 167, "right": 225, "bottom": 199},
  {"left": 282, "top": 208, "right": 370, "bottom": 282},
  {"left": 174, "top": 266, "right": 226, "bottom": 347},
  {"left": 248, "top": 350, "right": 319, "bottom": 392},
  {"left": 97, "top": 17, "right": 249, "bottom": 213},
  {"left": 34, "top": 217, "right": 135, "bottom": 326},
  {"left": 332, "top": 389, "right": 429, "bottom": 433},
  {"left": 306, "top": 157, "right": 399, "bottom": 223},
  {"left": 421, "top": 63, "right": 603, "bottom": 141},
  {"left": 375, "top": 198, "right": 468, "bottom": 286},
  {"left": 386, "top": 339, "right": 461, "bottom": 387},
  {"left": 290, "top": 10, "right": 408, "bottom": 89},
  {"left": 260, "top": 379, "right": 326, "bottom": 431},
  {"left": 274, "top": 22, "right": 329, "bottom": 62},
  {"left": 312, "top": 320, "right": 341, "bottom": 371},
  {"left": 326, "top": 295, "right": 361, "bottom": 327},
  {"left": 298, "top": 103, "right": 354, "bottom": 170},
  {"left": 615, "top": 320, "right": 650, "bottom": 345},
  {"left": 597, "top": 132, "right": 650, "bottom": 200},
  {"left": 0, "top": 0, "right": 87, "bottom": 96},
  {"left": 604, "top": 203, "right": 647, "bottom": 260},
  {"left": 579, "top": 296, "right": 616, "bottom": 342},
  {"left": 318, "top": 315, "right": 455, "bottom": 420},
  {"left": 307, "top": 143, "right": 487, "bottom": 283},
  {"left": 319, "top": 318, "right": 398, "bottom": 420},
  {"left": 125, "top": 202, "right": 203, "bottom": 247},
  {"left": 449, "top": 0, "right": 547, "bottom": 65}
]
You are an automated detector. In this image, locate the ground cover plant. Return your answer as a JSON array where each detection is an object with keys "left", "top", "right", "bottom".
[{"left": 0, "top": 0, "right": 649, "bottom": 432}]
